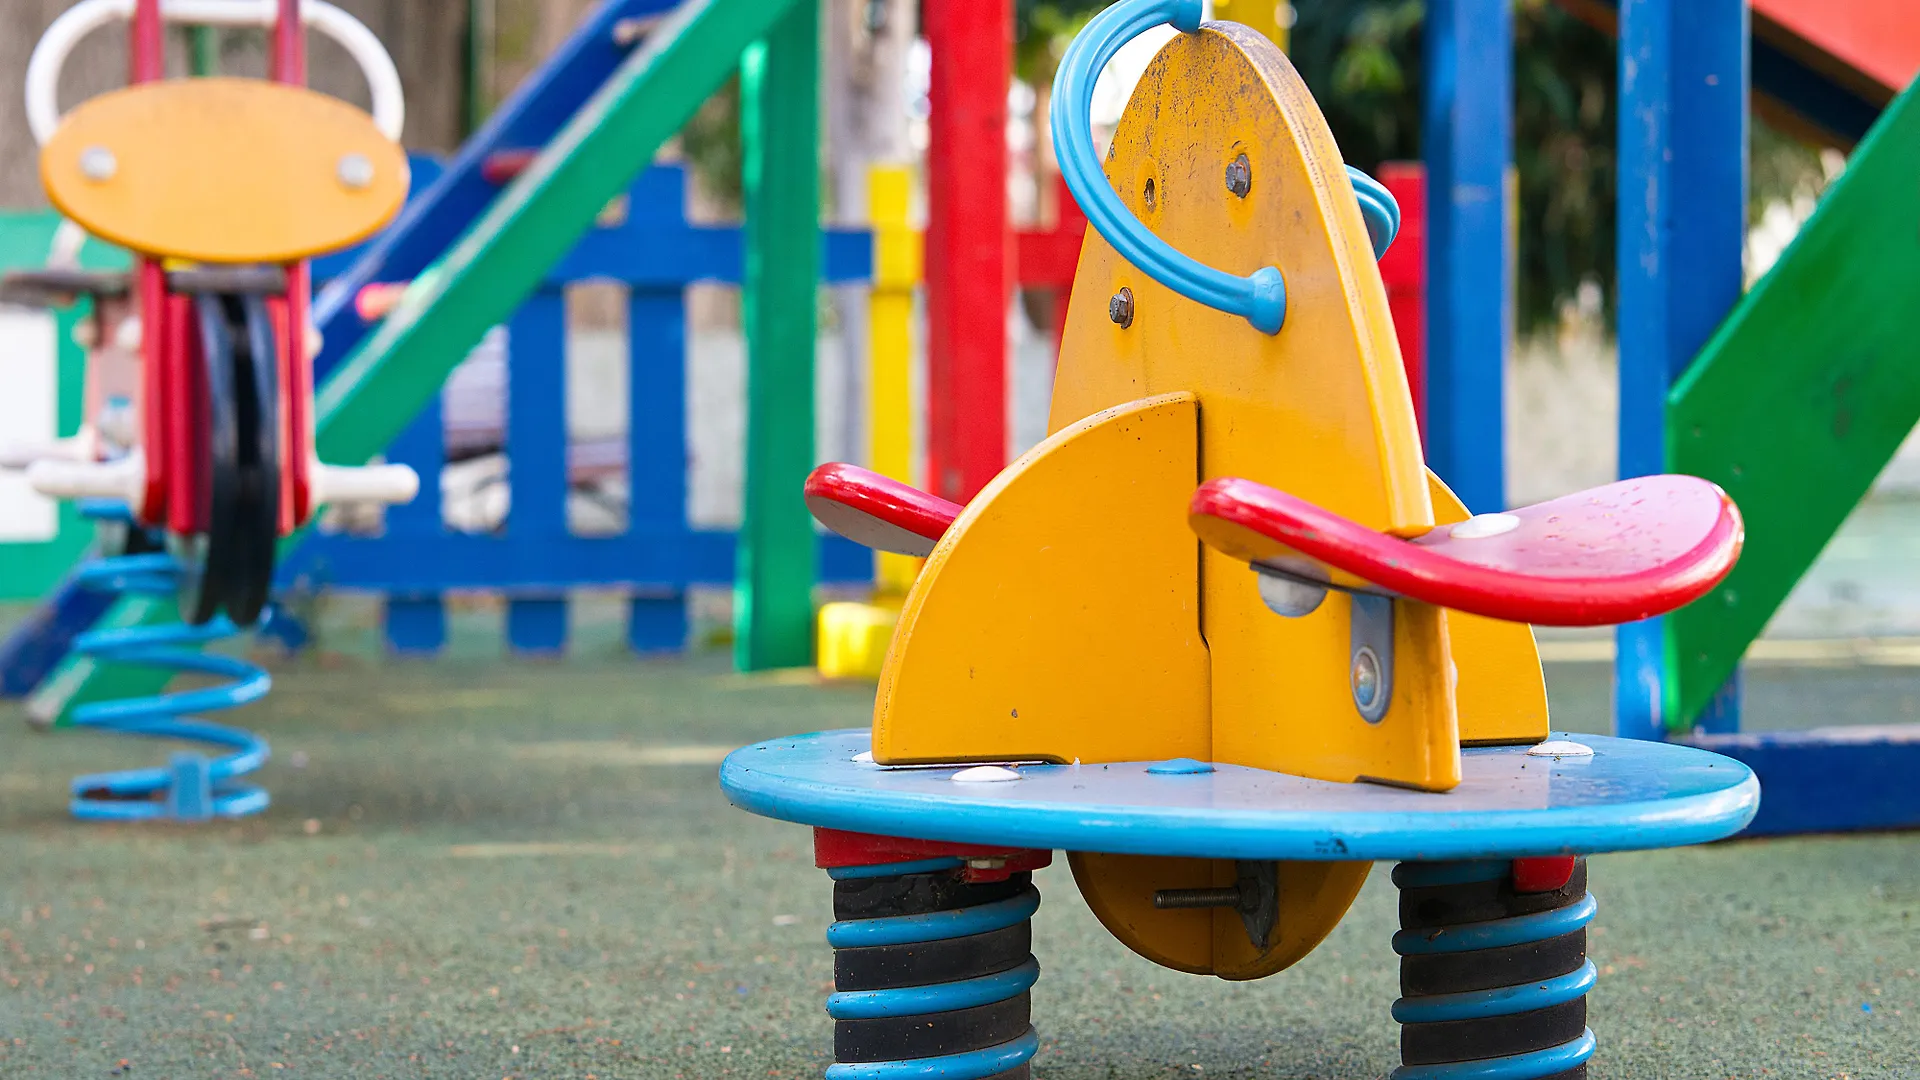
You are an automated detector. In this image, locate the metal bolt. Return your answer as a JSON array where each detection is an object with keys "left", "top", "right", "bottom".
[
  {"left": 965, "top": 857, "right": 1007, "bottom": 871},
  {"left": 79, "top": 146, "right": 117, "bottom": 182},
  {"left": 1351, "top": 646, "right": 1382, "bottom": 712},
  {"left": 1142, "top": 177, "right": 1156, "bottom": 210},
  {"left": 1225, "top": 152, "right": 1252, "bottom": 198},
  {"left": 1108, "top": 286, "right": 1135, "bottom": 328},
  {"left": 336, "top": 153, "right": 375, "bottom": 190},
  {"left": 1153, "top": 887, "right": 1248, "bottom": 911}
]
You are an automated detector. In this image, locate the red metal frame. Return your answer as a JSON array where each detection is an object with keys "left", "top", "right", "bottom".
[
  {"left": 1015, "top": 173, "right": 1088, "bottom": 352},
  {"left": 132, "top": 0, "right": 315, "bottom": 534},
  {"left": 814, "top": 827, "right": 1052, "bottom": 884},
  {"left": 923, "top": 0, "right": 1012, "bottom": 505}
]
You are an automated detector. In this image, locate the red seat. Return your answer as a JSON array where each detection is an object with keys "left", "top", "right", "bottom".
[
  {"left": 1188, "top": 476, "right": 1743, "bottom": 626},
  {"left": 804, "top": 463, "right": 963, "bottom": 557}
]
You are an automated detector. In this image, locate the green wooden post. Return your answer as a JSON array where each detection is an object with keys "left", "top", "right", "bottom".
[
  {"left": 735, "top": 0, "right": 821, "bottom": 671},
  {"left": 190, "top": 26, "right": 218, "bottom": 76},
  {"left": 32, "top": 0, "right": 803, "bottom": 722}
]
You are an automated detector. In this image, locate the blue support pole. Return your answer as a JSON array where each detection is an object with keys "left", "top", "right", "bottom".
[
  {"left": 1614, "top": 0, "right": 1748, "bottom": 741},
  {"left": 504, "top": 293, "right": 571, "bottom": 655},
  {"left": 381, "top": 395, "right": 449, "bottom": 655},
  {"left": 1421, "top": 0, "right": 1510, "bottom": 515},
  {"left": 626, "top": 287, "right": 691, "bottom": 652}
]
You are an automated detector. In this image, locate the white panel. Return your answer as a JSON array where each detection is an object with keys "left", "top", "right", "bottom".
[{"left": 0, "top": 308, "right": 60, "bottom": 542}]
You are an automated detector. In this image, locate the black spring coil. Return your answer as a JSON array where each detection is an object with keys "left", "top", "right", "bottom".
[
  {"left": 822, "top": 859, "right": 1041, "bottom": 1080},
  {"left": 1391, "top": 858, "right": 1597, "bottom": 1080}
]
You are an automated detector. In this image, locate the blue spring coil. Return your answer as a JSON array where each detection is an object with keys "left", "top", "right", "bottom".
[
  {"left": 1390, "top": 860, "right": 1597, "bottom": 1080},
  {"left": 823, "top": 859, "right": 1041, "bottom": 1080},
  {"left": 65, "top": 551, "right": 272, "bottom": 822}
]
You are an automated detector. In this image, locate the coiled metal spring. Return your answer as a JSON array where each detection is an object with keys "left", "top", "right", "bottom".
[
  {"left": 1391, "top": 858, "right": 1596, "bottom": 1080},
  {"left": 823, "top": 859, "right": 1041, "bottom": 1080},
  {"left": 65, "top": 551, "right": 272, "bottom": 822}
]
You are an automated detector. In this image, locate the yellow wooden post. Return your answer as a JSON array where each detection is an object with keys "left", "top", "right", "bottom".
[
  {"left": 867, "top": 163, "right": 923, "bottom": 595},
  {"left": 816, "top": 162, "right": 925, "bottom": 678},
  {"left": 1211, "top": 0, "right": 1287, "bottom": 50}
]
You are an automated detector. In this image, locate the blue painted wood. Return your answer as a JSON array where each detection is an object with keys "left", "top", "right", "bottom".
[
  {"left": 384, "top": 598, "right": 447, "bottom": 655},
  {"left": 1613, "top": 0, "right": 1748, "bottom": 741},
  {"left": 505, "top": 293, "right": 571, "bottom": 654},
  {"left": 626, "top": 289, "right": 691, "bottom": 651},
  {"left": 0, "top": 572, "right": 116, "bottom": 698},
  {"left": 285, "top": 532, "right": 872, "bottom": 595},
  {"left": 720, "top": 730, "right": 1760, "bottom": 861},
  {"left": 1420, "top": 0, "right": 1510, "bottom": 515},
  {"left": 308, "top": 0, "right": 681, "bottom": 383},
  {"left": 1683, "top": 726, "right": 1920, "bottom": 836}
]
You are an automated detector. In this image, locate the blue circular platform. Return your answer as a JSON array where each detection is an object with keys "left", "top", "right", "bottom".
[{"left": 721, "top": 731, "right": 1759, "bottom": 862}]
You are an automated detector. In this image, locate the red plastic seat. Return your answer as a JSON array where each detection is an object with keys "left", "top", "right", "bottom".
[
  {"left": 1188, "top": 475, "right": 1743, "bottom": 626},
  {"left": 804, "top": 463, "right": 963, "bottom": 557}
]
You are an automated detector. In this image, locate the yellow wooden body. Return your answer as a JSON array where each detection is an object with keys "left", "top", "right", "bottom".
[
  {"left": 861, "top": 22, "right": 1548, "bottom": 977},
  {"left": 43, "top": 78, "right": 407, "bottom": 264},
  {"left": 874, "top": 393, "right": 1210, "bottom": 764}
]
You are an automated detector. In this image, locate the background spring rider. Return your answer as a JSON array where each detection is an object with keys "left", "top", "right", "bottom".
[
  {"left": 0, "top": 0, "right": 418, "bottom": 821},
  {"left": 724, "top": 3, "right": 1761, "bottom": 1078}
]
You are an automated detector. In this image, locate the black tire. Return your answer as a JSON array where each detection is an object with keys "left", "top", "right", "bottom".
[{"left": 183, "top": 293, "right": 281, "bottom": 627}]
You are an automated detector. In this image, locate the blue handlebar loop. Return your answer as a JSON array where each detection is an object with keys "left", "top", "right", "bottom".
[{"left": 1048, "top": 0, "right": 1398, "bottom": 336}]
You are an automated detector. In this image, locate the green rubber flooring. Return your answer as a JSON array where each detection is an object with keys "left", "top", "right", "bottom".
[{"left": 0, "top": 599, "right": 1915, "bottom": 1079}]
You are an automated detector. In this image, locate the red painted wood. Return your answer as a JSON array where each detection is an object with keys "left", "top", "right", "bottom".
[
  {"left": 129, "top": 0, "right": 163, "bottom": 82},
  {"left": 271, "top": 0, "right": 307, "bottom": 85},
  {"left": 272, "top": 0, "right": 313, "bottom": 532},
  {"left": 1511, "top": 856, "right": 1578, "bottom": 893},
  {"left": 165, "top": 294, "right": 203, "bottom": 536},
  {"left": 813, "top": 827, "right": 1052, "bottom": 883},
  {"left": 1376, "top": 161, "right": 1425, "bottom": 441},
  {"left": 137, "top": 262, "right": 168, "bottom": 524},
  {"left": 923, "top": 0, "right": 1012, "bottom": 504},
  {"left": 804, "top": 462, "right": 962, "bottom": 557},
  {"left": 1189, "top": 475, "right": 1744, "bottom": 626},
  {"left": 1016, "top": 173, "right": 1088, "bottom": 350},
  {"left": 481, "top": 149, "right": 539, "bottom": 184}
]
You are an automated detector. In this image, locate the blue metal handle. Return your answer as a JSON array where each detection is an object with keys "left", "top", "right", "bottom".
[{"left": 1049, "top": 0, "right": 1399, "bottom": 335}]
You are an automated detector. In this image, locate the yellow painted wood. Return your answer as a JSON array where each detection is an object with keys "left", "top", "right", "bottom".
[
  {"left": 42, "top": 78, "right": 407, "bottom": 264},
  {"left": 815, "top": 599, "right": 901, "bottom": 680},
  {"left": 1070, "top": 852, "right": 1367, "bottom": 979},
  {"left": 1212, "top": 0, "right": 1288, "bottom": 50},
  {"left": 868, "top": 163, "right": 922, "bottom": 597},
  {"left": 1428, "top": 471, "right": 1550, "bottom": 745},
  {"left": 873, "top": 393, "right": 1209, "bottom": 765},
  {"left": 1049, "top": 24, "right": 1456, "bottom": 792}
]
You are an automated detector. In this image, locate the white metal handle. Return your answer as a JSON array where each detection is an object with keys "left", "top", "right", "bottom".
[{"left": 25, "top": 0, "right": 405, "bottom": 146}]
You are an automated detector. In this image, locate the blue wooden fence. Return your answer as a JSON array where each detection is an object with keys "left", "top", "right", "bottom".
[{"left": 280, "top": 162, "right": 874, "bottom": 655}]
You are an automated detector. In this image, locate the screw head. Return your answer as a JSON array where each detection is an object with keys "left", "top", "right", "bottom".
[
  {"left": 1108, "top": 286, "right": 1135, "bottom": 328},
  {"left": 1142, "top": 177, "right": 1156, "bottom": 210},
  {"left": 1351, "top": 646, "right": 1382, "bottom": 712},
  {"left": 79, "top": 146, "right": 117, "bottom": 182},
  {"left": 1225, "top": 153, "right": 1252, "bottom": 198},
  {"left": 336, "top": 153, "right": 375, "bottom": 190}
]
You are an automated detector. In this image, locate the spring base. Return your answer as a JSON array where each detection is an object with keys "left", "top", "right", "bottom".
[
  {"left": 1391, "top": 858, "right": 1596, "bottom": 1080},
  {"left": 64, "top": 552, "right": 272, "bottom": 823},
  {"left": 822, "top": 857, "right": 1043, "bottom": 1080}
]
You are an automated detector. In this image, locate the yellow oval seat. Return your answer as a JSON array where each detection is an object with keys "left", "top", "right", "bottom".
[{"left": 42, "top": 77, "right": 408, "bottom": 265}]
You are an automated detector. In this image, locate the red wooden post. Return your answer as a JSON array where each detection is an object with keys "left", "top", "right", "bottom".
[
  {"left": 273, "top": 0, "right": 314, "bottom": 530},
  {"left": 1015, "top": 172, "right": 1087, "bottom": 351},
  {"left": 923, "top": 0, "right": 1012, "bottom": 503},
  {"left": 1376, "top": 161, "right": 1427, "bottom": 443}
]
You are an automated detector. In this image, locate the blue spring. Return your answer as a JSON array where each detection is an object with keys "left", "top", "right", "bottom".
[
  {"left": 824, "top": 860, "right": 1041, "bottom": 1080},
  {"left": 1390, "top": 860, "right": 1597, "bottom": 1080},
  {"left": 64, "top": 551, "right": 272, "bottom": 822}
]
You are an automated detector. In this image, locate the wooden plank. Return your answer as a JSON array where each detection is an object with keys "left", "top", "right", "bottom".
[
  {"left": 922, "top": 0, "right": 1011, "bottom": 503},
  {"left": 736, "top": 0, "right": 822, "bottom": 670},
  {"left": 1420, "top": 0, "right": 1510, "bottom": 514},
  {"left": 1664, "top": 77, "right": 1920, "bottom": 726},
  {"left": 505, "top": 292, "right": 570, "bottom": 654},
  {"left": 626, "top": 288, "right": 690, "bottom": 652}
]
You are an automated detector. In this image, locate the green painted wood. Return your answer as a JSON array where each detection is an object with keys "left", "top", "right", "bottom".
[
  {"left": 734, "top": 0, "right": 821, "bottom": 671},
  {"left": 314, "top": 0, "right": 799, "bottom": 468},
  {"left": 1664, "top": 78, "right": 1920, "bottom": 726},
  {"left": 32, "top": 0, "right": 801, "bottom": 722},
  {"left": 0, "top": 213, "right": 129, "bottom": 601}
]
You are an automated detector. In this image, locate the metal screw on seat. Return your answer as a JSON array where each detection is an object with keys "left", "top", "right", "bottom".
[{"left": 1109, "top": 287, "right": 1135, "bottom": 328}]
